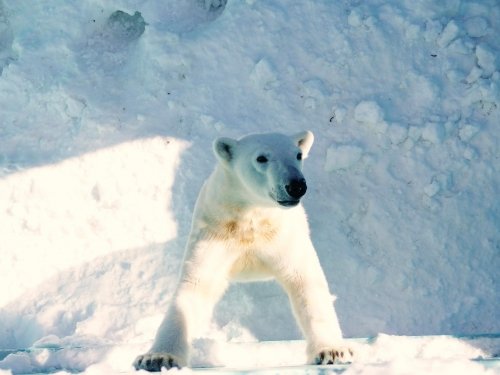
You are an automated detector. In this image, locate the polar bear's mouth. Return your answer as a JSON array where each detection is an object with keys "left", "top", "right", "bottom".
[{"left": 277, "top": 200, "right": 300, "bottom": 207}]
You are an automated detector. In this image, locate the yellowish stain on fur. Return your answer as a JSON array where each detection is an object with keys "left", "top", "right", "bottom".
[{"left": 208, "top": 218, "right": 278, "bottom": 246}]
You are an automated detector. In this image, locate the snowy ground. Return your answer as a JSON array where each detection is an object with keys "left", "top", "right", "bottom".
[
  {"left": 0, "top": 335, "right": 499, "bottom": 374},
  {"left": 0, "top": 0, "right": 499, "bottom": 374}
]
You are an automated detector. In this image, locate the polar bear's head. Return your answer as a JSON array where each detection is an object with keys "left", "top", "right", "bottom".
[{"left": 213, "top": 131, "right": 314, "bottom": 208}]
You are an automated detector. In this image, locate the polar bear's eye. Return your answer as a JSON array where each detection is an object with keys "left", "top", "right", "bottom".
[
  {"left": 297, "top": 153, "right": 303, "bottom": 160},
  {"left": 256, "top": 155, "right": 268, "bottom": 163}
]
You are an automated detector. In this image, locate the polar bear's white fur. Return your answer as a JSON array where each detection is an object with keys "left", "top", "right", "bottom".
[{"left": 134, "top": 131, "right": 352, "bottom": 371}]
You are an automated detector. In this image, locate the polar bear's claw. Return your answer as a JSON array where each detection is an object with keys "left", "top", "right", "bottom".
[
  {"left": 133, "top": 353, "right": 180, "bottom": 372},
  {"left": 315, "top": 347, "right": 354, "bottom": 365}
]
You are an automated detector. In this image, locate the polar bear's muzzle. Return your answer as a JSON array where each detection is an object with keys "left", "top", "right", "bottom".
[{"left": 277, "top": 177, "right": 307, "bottom": 207}]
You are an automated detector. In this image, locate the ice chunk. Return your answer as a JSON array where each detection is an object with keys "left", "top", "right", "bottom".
[
  {"left": 437, "top": 20, "right": 459, "bottom": 48},
  {"left": 458, "top": 124, "right": 480, "bottom": 142},
  {"left": 475, "top": 44, "right": 497, "bottom": 76},
  {"left": 424, "top": 20, "right": 443, "bottom": 42},
  {"left": 65, "top": 97, "right": 87, "bottom": 118},
  {"left": 250, "top": 58, "right": 278, "bottom": 90},
  {"left": 463, "top": 147, "right": 478, "bottom": 160},
  {"left": 348, "top": 9, "right": 363, "bottom": 28},
  {"left": 324, "top": 144, "right": 363, "bottom": 172},
  {"left": 464, "top": 16, "right": 489, "bottom": 38},
  {"left": 446, "top": 69, "right": 464, "bottom": 83},
  {"left": 424, "top": 180, "right": 440, "bottom": 197},
  {"left": 447, "top": 38, "right": 471, "bottom": 55},
  {"left": 388, "top": 123, "right": 409, "bottom": 145},
  {"left": 465, "top": 66, "right": 483, "bottom": 84},
  {"left": 354, "top": 100, "right": 388, "bottom": 134},
  {"left": 422, "top": 122, "right": 446, "bottom": 144},
  {"left": 425, "top": 173, "right": 454, "bottom": 198},
  {"left": 354, "top": 100, "right": 384, "bottom": 124}
]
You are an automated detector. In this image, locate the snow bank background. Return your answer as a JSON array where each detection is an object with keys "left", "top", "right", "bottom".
[{"left": 0, "top": 0, "right": 499, "bottom": 373}]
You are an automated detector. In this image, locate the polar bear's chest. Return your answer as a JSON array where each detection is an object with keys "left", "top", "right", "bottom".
[
  {"left": 206, "top": 213, "right": 280, "bottom": 247},
  {"left": 221, "top": 218, "right": 278, "bottom": 246}
]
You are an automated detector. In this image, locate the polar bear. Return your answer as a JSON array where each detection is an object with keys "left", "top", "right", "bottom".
[{"left": 134, "top": 131, "right": 352, "bottom": 371}]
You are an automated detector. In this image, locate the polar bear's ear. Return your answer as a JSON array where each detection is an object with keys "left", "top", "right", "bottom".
[
  {"left": 213, "top": 137, "right": 237, "bottom": 165},
  {"left": 293, "top": 130, "right": 314, "bottom": 159}
]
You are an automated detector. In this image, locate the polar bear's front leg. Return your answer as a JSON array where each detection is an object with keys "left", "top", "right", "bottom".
[
  {"left": 133, "top": 299, "right": 190, "bottom": 370},
  {"left": 134, "top": 239, "right": 234, "bottom": 371},
  {"left": 276, "top": 239, "right": 353, "bottom": 365},
  {"left": 134, "top": 282, "right": 229, "bottom": 371}
]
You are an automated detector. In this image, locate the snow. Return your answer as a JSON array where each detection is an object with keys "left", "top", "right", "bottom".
[
  {"left": 353, "top": 100, "right": 388, "bottom": 134},
  {"left": 324, "top": 144, "right": 363, "bottom": 172},
  {"left": 421, "top": 122, "right": 446, "bottom": 144},
  {"left": 0, "top": 0, "right": 499, "bottom": 374}
]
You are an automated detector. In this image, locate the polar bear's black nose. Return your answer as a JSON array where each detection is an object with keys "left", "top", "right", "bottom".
[{"left": 286, "top": 178, "right": 307, "bottom": 199}]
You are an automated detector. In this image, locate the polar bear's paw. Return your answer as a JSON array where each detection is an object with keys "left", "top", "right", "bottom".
[
  {"left": 314, "top": 346, "right": 354, "bottom": 365},
  {"left": 133, "top": 352, "right": 182, "bottom": 372}
]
